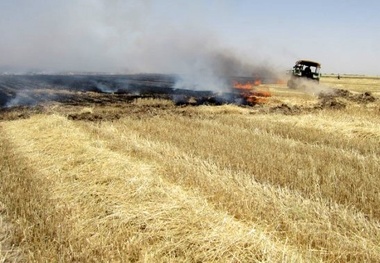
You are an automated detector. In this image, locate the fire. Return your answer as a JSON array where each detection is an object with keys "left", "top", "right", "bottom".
[
  {"left": 233, "top": 80, "right": 262, "bottom": 90},
  {"left": 250, "top": 90, "right": 271, "bottom": 97},
  {"left": 245, "top": 95, "right": 268, "bottom": 104},
  {"left": 233, "top": 80, "right": 271, "bottom": 105}
]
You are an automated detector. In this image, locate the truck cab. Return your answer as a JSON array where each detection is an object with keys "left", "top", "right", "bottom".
[{"left": 287, "top": 60, "right": 321, "bottom": 89}]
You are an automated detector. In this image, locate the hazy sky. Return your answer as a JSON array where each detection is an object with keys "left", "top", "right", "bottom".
[{"left": 1, "top": 0, "right": 379, "bottom": 75}]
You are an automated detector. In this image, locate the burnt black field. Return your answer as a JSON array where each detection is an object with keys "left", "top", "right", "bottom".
[
  {"left": 0, "top": 74, "right": 264, "bottom": 108},
  {"left": 0, "top": 74, "right": 176, "bottom": 108}
]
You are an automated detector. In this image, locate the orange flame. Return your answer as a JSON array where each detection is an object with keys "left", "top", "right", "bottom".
[
  {"left": 245, "top": 96, "right": 268, "bottom": 104},
  {"left": 233, "top": 80, "right": 271, "bottom": 105},
  {"left": 233, "top": 80, "right": 262, "bottom": 90}
]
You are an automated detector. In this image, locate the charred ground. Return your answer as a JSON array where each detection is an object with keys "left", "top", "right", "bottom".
[
  {"left": 0, "top": 74, "right": 271, "bottom": 108},
  {"left": 0, "top": 74, "right": 378, "bottom": 122}
]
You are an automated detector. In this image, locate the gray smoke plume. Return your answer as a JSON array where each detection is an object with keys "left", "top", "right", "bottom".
[
  {"left": 0, "top": 1, "right": 281, "bottom": 93},
  {"left": 4, "top": 90, "right": 38, "bottom": 108},
  {"left": 290, "top": 78, "right": 335, "bottom": 96}
]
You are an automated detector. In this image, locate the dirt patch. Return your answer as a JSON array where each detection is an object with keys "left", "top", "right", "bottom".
[
  {"left": 351, "top": 91, "right": 377, "bottom": 103},
  {"left": 66, "top": 102, "right": 176, "bottom": 122},
  {"left": 67, "top": 112, "right": 121, "bottom": 122},
  {"left": 268, "top": 104, "right": 302, "bottom": 115},
  {"left": 319, "top": 89, "right": 376, "bottom": 104},
  {"left": 0, "top": 106, "right": 45, "bottom": 121},
  {"left": 266, "top": 88, "right": 377, "bottom": 114},
  {"left": 312, "top": 88, "right": 377, "bottom": 110},
  {"left": 315, "top": 97, "right": 347, "bottom": 110}
]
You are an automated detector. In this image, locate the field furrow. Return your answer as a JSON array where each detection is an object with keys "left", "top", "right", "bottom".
[
  {"left": 76, "top": 115, "right": 380, "bottom": 262},
  {"left": 93, "top": 112, "right": 380, "bottom": 220},
  {"left": 0, "top": 115, "right": 306, "bottom": 262}
]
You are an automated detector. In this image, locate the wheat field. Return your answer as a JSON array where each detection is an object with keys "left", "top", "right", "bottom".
[{"left": 1, "top": 76, "right": 380, "bottom": 262}]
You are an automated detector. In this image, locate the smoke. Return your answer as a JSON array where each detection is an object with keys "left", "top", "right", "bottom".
[
  {"left": 89, "top": 80, "right": 120, "bottom": 93},
  {"left": 4, "top": 90, "right": 37, "bottom": 108},
  {"left": 290, "top": 78, "right": 334, "bottom": 96},
  {"left": 0, "top": 1, "right": 281, "bottom": 94},
  {"left": 3, "top": 89, "right": 60, "bottom": 108},
  {"left": 172, "top": 50, "right": 279, "bottom": 92},
  {"left": 0, "top": 90, "right": 11, "bottom": 108}
]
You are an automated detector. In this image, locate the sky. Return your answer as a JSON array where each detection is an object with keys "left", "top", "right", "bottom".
[{"left": 0, "top": 0, "right": 379, "bottom": 76}]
